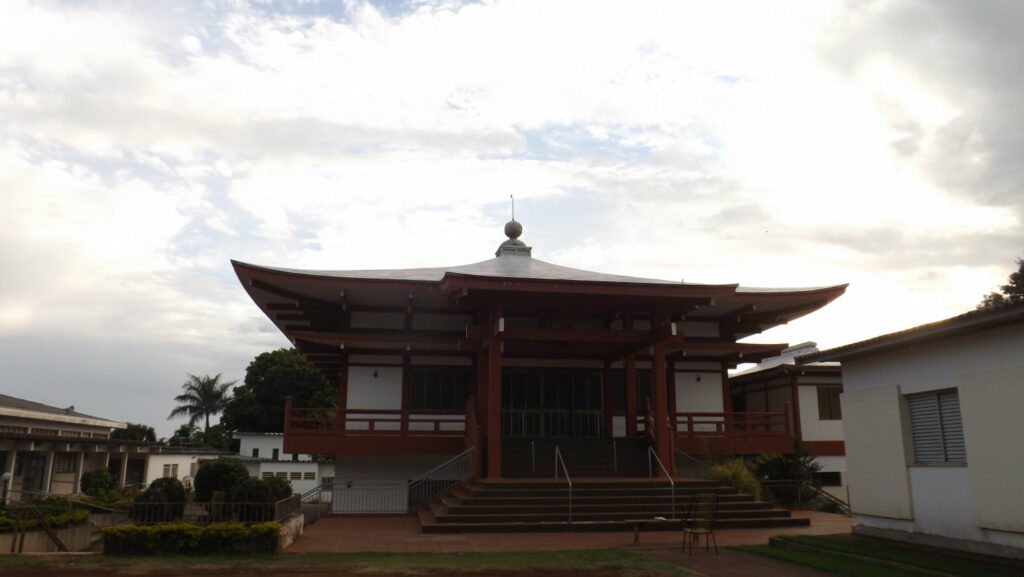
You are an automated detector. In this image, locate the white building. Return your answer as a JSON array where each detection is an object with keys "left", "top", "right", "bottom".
[
  {"left": 730, "top": 342, "right": 847, "bottom": 499},
  {"left": 1, "top": 393, "right": 154, "bottom": 500},
  {"left": 804, "top": 303, "right": 1024, "bottom": 559},
  {"left": 234, "top": 432, "right": 332, "bottom": 496}
]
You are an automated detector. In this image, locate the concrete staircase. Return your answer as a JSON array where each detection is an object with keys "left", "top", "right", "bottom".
[{"left": 418, "top": 478, "right": 809, "bottom": 533}]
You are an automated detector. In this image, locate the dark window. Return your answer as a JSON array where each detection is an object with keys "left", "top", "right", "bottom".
[
  {"left": 272, "top": 448, "right": 280, "bottom": 460},
  {"left": 411, "top": 368, "right": 472, "bottom": 411},
  {"left": 609, "top": 370, "right": 652, "bottom": 411},
  {"left": 908, "top": 390, "right": 966, "bottom": 464},
  {"left": 53, "top": 452, "right": 77, "bottom": 474},
  {"left": 817, "top": 387, "right": 842, "bottom": 420},
  {"left": 252, "top": 448, "right": 259, "bottom": 458},
  {"left": 292, "top": 453, "right": 299, "bottom": 462},
  {"left": 813, "top": 472, "right": 842, "bottom": 487}
]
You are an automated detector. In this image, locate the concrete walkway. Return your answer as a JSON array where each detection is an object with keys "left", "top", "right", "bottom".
[{"left": 287, "top": 510, "right": 853, "bottom": 553}]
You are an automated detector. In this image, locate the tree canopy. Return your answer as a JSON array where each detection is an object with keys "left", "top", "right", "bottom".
[
  {"left": 110, "top": 422, "right": 157, "bottom": 443},
  {"left": 221, "top": 348, "right": 335, "bottom": 433},
  {"left": 168, "top": 373, "right": 236, "bottom": 432},
  {"left": 978, "top": 257, "right": 1024, "bottom": 309}
]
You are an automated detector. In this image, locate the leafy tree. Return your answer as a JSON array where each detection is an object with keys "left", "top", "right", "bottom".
[
  {"left": 168, "top": 373, "right": 236, "bottom": 433},
  {"left": 978, "top": 257, "right": 1024, "bottom": 309},
  {"left": 222, "top": 348, "right": 334, "bottom": 433},
  {"left": 193, "top": 458, "right": 250, "bottom": 502},
  {"left": 110, "top": 422, "right": 157, "bottom": 443}
]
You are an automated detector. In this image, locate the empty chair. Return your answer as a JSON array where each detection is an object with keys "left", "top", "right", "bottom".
[{"left": 682, "top": 492, "right": 719, "bottom": 554}]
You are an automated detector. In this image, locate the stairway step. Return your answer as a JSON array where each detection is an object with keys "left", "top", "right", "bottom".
[
  {"left": 434, "top": 509, "right": 792, "bottom": 524},
  {"left": 421, "top": 516, "right": 810, "bottom": 534}
]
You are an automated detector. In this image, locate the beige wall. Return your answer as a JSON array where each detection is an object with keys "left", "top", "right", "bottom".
[
  {"left": 958, "top": 364, "right": 1024, "bottom": 533},
  {"left": 841, "top": 385, "right": 913, "bottom": 519}
]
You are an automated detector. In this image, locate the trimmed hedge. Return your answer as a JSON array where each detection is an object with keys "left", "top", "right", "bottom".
[
  {"left": 100, "top": 522, "right": 280, "bottom": 554},
  {"left": 0, "top": 509, "right": 90, "bottom": 533}
]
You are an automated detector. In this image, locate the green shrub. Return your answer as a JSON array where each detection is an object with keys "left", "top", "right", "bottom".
[
  {"left": 707, "top": 458, "right": 762, "bottom": 500},
  {"left": 754, "top": 447, "right": 821, "bottom": 506},
  {"left": 194, "top": 459, "right": 249, "bottom": 502},
  {"left": 0, "top": 507, "right": 89, "bottom": 533},
  {"left": 80, "top": 469, "right": 115, "bottom": 496},
  {"left": 263, "top": 476, "right": 293, "bottom": 501},
  {"left": 101, "top": 522, "right": 280, "bottom": 555},
  {"left": 132, "top": 477, "right": 187, "bottom": 522}
]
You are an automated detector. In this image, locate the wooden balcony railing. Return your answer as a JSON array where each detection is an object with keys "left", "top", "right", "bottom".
[
  {"left": 284, "top": 397, "right": 466, "bottom": 438},
  {"left": 668, "top": 405, "right": 795, "bottom": 455}
]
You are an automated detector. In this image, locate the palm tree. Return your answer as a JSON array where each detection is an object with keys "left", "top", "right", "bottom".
[{"left": 167, "top": 373, "right": 236, "bottom": 433}]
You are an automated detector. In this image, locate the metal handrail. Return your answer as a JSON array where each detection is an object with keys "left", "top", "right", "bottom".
[
  {"left": 553, "top": 445, "right": 573, "bottom": 525},
  {"left": 648, "top": 446, "right": 676, "bottom": 520},
  {"left": 407, "top": 447, "right": 474, "bottom": 510},
  {"left": 300, "top": 486, "right": 322, "bottom": 503}
]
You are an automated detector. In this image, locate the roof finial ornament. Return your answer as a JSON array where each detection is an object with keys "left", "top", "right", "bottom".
[{"left": 496, "top": 196, "right": 530, "bottom": 257}]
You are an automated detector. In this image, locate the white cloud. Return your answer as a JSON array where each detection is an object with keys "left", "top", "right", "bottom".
[{"left": 0, "top": 0, "right": 1021, "bottom": 435}]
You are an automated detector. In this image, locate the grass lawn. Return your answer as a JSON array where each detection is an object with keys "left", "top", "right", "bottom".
[
  {"left": 0, "top": 549, "right": 690, "bottom": 576},
  {"left": 738, "top": 535, "right": 1024, "bottom": 577}
]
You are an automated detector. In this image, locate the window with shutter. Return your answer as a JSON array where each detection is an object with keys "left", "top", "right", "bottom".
[
  {"left": 817, "top": 387, "right": 842, "bottom": 420},
  {"left": 907, "top": 390, "right": 966, "bottom": 464}
]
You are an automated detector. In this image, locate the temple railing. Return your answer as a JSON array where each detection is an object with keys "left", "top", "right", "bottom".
[
  {"left": 669, "top": 405, "right": 794, "bottom": 454},
  {"left": 284, "top": 397, "right": 466, "bottom": 437}
]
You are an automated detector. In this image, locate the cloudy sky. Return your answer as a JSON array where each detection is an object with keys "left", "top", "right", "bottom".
[{"left": 2, "top": 0, "right": 1021, "bottom": 436}]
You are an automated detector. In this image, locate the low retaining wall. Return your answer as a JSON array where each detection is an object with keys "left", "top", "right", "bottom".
[
  {"left": 279, "top": 513, "right": 304, "bottom": 552},
  {"left": 0, "top": 524, "right": 97, "bottom": 553}
]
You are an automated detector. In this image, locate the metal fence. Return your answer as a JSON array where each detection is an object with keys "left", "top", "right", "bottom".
[
  {"left": 332, "top": 480, "right": 408, "bottom": 513},
  {"left": 125, "top": 495, "right": 300, "bottom": 525}
]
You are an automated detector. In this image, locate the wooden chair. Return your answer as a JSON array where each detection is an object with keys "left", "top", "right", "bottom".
[{"left": 682, "top": 493, "right": 719, "bottom": 554}]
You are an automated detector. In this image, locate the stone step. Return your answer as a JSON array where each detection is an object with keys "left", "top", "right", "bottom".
[{"left": 420, "top": 516, "right": 811, "bottom": 534}]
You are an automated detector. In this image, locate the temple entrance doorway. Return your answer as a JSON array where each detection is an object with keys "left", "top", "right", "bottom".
[{"left": 501, "top": 370, "right": 604, "bottom": 438}]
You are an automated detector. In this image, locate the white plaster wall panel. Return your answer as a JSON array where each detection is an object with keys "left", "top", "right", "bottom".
[
  {"left": 674, "top": 372, "right": 722, "bottom": 432},
  {"left": 677, "top": 321, "right": 719, "bottom": 338},
  {"left": 346, "top": 366, "right": 403, "bottom": 413},
  {"left": 799, "top": 386, "right": 845, "bottom": 441},
  {"left": 350, "top": 311, "right": 405, "bottom": 329},
  {"left": 412, "top": 313, "right": 472, "bottom": 331},
  {"left": 958, "top": 364, "right": 1024, "bottom": 533},
  {"left": 841, "top": 324, "right": 1024, "bottom": 395},
  {"left": 841, "top": 385, "right": 914, "bottom": 520},
  {"left": 908, "top": 466, "right": 977, "bottom": 540}
]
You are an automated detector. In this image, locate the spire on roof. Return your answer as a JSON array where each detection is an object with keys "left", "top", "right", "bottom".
[{"left": 495, "top": 218, "right": 532, "bottom": 257}]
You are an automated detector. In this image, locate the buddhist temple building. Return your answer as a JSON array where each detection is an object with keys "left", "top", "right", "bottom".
[{"left": 233, "top": 220, "right": 846, "bottom": 489}]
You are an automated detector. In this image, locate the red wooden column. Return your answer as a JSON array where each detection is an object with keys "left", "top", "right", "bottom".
[
  {"left": 602, "top": 359, "right": 614, "bottom": 438},
  {"left": 652, "top": 342, "right": 673, "bottom": 476},
  {"left": 485, "top": 338, "right": 503, "bottom": 478},
  {"left": 475, "top": 350, "right": 488, "bottom": 433},
  {"left": 625, "top": 354, "right": 638, "bottom": 437},
  {"left": 337, "top": 353, "right": 349, "bottom": 432}
]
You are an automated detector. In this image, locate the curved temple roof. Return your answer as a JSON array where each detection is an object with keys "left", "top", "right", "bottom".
[{"left": 231, "top": 222, "right": 847, "bottom": 374}]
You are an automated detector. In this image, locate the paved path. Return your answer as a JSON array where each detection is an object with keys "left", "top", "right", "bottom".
[{"left": 287, "top": 510, "right": 853, "bottom": 553}]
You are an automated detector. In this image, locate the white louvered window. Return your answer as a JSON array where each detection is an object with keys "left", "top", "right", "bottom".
[{"left": 907, "top": 390, "right": 966, "bottom": 464}]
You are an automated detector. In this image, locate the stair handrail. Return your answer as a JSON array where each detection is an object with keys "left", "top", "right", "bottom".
[
  {"left": 8, "top": 502, "right": 68, "bottom": 552},
  {"left": 648, "top": 446, "right": 676, "bottom": 520},
  {"left": 407, "top": 447, "right": 475, "bottom": 511},
  {"left": 300, "top": 486, "right": 322, "bottom": 503},
  {"left": 553, "top": 445, "right": 573, "bottom": 525}
]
